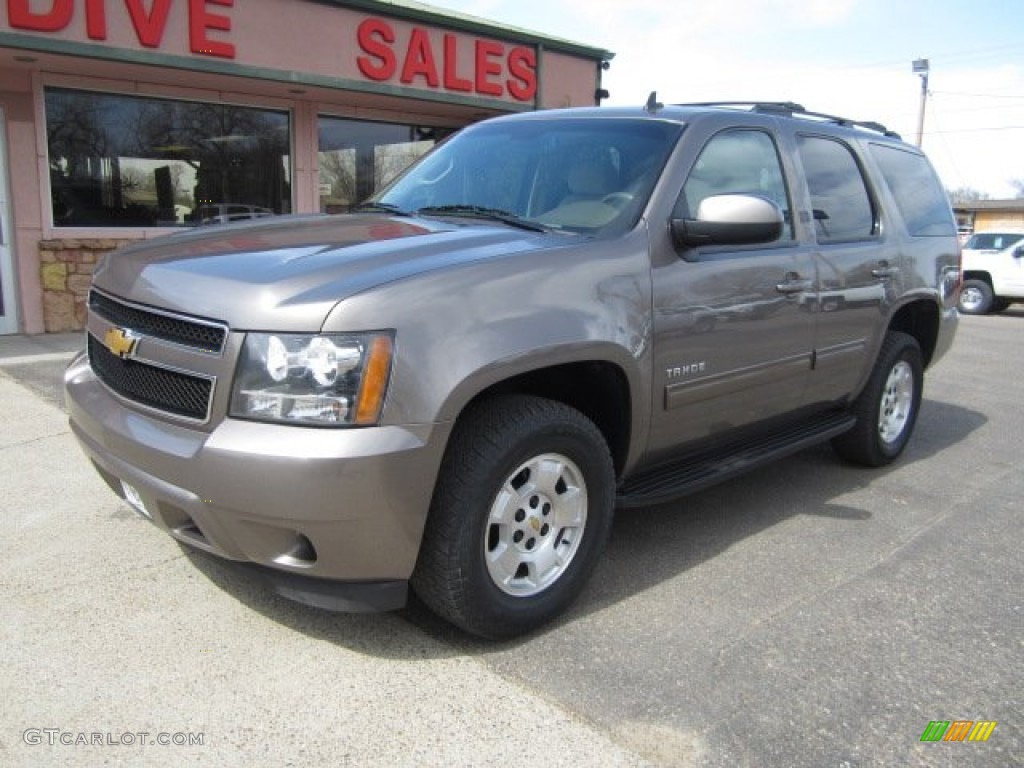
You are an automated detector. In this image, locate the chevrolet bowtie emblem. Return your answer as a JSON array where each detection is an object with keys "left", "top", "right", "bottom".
[{"left": 104, "top": 327, "right": 140, "bottom": 359}]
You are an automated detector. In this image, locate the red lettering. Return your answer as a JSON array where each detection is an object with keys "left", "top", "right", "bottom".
[
  {"left": 7, "top": 0, "right": 72, "bottom": 32},
  {"left": 474, "top": 40, "right": 504, "bottom": 97},
  {"left": 125, "top": 0, "right": 172, "bottom": 48},
  {"left": 400, "top": 28, "right": 439, "bottom": 87},
  {"left": 506, "top": 47, "right": 537, "bottom": 102},
  {"left": 356, "top": 18, "right": 396, "bottom": 81},
  {"left": 442, "top": 33, "right": 472, "bottom": 92},
  {"left": 85, "top": 0, "right": 106, "bottom": 40},
  {"left": 189, "top": 0, "right": 235, "bottom": 58}
]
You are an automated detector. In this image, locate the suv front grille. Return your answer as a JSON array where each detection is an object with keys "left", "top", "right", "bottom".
[
  {"left": 89, "top": 290, "right": 227, "bottom": 354},
  {"left": 88, "top": 335, "right": 214, "bottom": 421}
]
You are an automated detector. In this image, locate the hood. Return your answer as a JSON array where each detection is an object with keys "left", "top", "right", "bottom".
[{"left": 92, "top": 214, "right": 559, "bottom": 331}]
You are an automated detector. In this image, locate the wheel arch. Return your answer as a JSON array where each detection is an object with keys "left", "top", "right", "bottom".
[
  {"left": 888, "top": 298, "right": 941, "bottom": 368},
  {"left": 446, "top": 359, "right": 635, "bottom": 479},
  {"left": 960, "top": 269, "right": 993, "bottom": 287}
]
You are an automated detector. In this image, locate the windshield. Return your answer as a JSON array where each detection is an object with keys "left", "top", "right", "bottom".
[
  {"left": 964, "top": 232, "right": 1024, "bottom": 251},
  {"left": 374, "top": 117, "right": 683, "bottom": 235}
]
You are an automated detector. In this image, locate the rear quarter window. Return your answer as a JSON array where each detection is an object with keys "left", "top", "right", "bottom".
[{"left": 868, "top": 143, "right": 955, "bottom": 237}]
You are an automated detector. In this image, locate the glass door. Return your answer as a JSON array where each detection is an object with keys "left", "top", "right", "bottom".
[{"left": 0, "top": 105, "right": 18, "bottom": 334}]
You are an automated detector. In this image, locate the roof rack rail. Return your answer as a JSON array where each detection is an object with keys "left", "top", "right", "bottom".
[{"left": 673, "top": 101, "right": 902, "bottom": 139}]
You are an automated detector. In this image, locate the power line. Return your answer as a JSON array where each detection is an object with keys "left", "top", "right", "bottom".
[
  {"left": 931, "top": 90, "right": 1024, "bottom": 101},
  {"left": 926, "top": 125, "right": 1024, "bottom": 136},
  {"left": 828, "top": 43, "right": 1024, "bottom": 76}
]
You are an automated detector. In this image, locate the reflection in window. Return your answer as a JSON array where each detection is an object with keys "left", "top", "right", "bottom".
[
  {"left": 680, "top": 129, "right": 793, "bottom": 240},
  {"left": 317, "top": 117, "right": 453, "bottom": 213},
  {"left": 377, "top": 118, "right": 682, "bottom": 235},
  {"left": 869, "top": 144, "right": 956, "bottom": 237},
  {"left": 796, "top": 135, "right": 876, "bottom": 242},
  {"left": 45, "top": 88, "right": 291, "bottom": 228}
]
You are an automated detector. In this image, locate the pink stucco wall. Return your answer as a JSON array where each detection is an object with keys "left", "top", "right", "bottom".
[{"left": 0, "top": 0, "right": 607, "bottom": 332}]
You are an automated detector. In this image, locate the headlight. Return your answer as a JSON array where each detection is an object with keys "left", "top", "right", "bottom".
[{"left": 230, "top": 332, "right": 394, "bottom": 426}]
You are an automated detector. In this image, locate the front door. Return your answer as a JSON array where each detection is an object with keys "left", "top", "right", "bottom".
[
  {"left": 0, "top": 106, "right": 18, "bottom": 334},
  {"left": 1003, "top": 245, "right": 1024, "bottom": 295},
  {"left": 648, "top": 127, "right": 817, "bottom": 458}
]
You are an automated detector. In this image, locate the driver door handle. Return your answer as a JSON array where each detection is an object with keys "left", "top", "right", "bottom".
[{"left": 776, "top": 274, "right": 813, "bottom": 294}]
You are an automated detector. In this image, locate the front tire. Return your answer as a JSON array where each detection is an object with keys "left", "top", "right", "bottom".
[
  {"left": 412, "top": 395, "right": 615, "bottom": 639},
  {"left": 958, "top": 279, "right": 994, "bottom": 314},
  {"left": 832, "top": 331, "right": 923, "bottom": 467}
]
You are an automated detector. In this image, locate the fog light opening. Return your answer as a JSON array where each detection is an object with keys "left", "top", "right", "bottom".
[
  {"left": 173, "top": 517, "right": 209, "bottom": 546},
  {"left": 273, "top": 533, "right": 318, "bottom": 568}
]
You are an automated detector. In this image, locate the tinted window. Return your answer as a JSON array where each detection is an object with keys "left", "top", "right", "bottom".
[
  {"left": 46, "top": 88, "right": 291, "bottom": 228},
  {"left": 869, "top": 144, "right": 956, "bottom": 237},
  {"left": 797, "top": 135, "right": 875, "bottom": 242},
  {"left": 678, "top": 129, "right": 793, "bottom": 240}
]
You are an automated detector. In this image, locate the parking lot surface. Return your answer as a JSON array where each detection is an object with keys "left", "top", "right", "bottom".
[{"left": 1, "top": 315, "right": 1021, "bottom": 767}]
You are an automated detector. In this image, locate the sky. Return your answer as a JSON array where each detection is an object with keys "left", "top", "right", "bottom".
[{"left": 427, "top": 0, "right": 1024, "bottom": 199}]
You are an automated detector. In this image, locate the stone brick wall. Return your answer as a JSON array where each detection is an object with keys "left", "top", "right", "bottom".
[{"left": 39, "top": 239, "right": 133, "bottom": 332}]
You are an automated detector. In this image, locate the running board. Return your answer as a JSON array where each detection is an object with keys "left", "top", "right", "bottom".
[{"left": 616, "top": 411, "right": 855, "bottom": 509}]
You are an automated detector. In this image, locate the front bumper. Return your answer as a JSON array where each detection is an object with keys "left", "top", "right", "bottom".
[{"left": 65, "top": 352, "right": 450, "bottom": 611}]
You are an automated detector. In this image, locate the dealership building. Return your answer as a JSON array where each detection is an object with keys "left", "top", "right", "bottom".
[{"left": 0, "top": 0, "right": 611, "bottom": 334}]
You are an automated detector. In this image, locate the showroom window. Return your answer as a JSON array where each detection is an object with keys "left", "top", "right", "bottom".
[
  {"left": 318, "top": 117, "right": 454, "bottom": 213},
  {"left": 45, "top": 87, "right": 291, "bottom": 228}
]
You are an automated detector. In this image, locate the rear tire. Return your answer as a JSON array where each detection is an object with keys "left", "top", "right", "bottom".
[
  {"left": 958, "top": 279, "right": 994, "bottom": 314},
  {"left": 832, "top": 331, "right": 923, "bottom": 467},
  {"left": 412, "top": 395, "right": 615, "bottom": 639}
]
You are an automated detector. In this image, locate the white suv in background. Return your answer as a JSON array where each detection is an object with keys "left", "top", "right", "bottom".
[{"left": 959, "top": 231, "right": 1024, "bottom": 314}]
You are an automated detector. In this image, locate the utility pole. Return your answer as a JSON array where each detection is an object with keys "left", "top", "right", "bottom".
[{"left": 912, "top": 58, "right": 930, "bottom": 147}]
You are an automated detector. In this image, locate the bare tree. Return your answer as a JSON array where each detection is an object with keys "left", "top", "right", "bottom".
[{"left": 947, "top": 187, "right": 990, "bottom": 204}]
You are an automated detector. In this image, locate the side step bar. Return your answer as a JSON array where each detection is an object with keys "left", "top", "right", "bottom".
[{"left": 616, "top": 411, "right": 856, "bottom": 509}]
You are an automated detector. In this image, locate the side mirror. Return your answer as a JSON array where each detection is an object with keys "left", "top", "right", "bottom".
[
  {"left": 671, "top": 194, "right": 784, "bottom": 256},
  {"left": 1014, "top": 246, "right": 1024, "bottom": 259}
]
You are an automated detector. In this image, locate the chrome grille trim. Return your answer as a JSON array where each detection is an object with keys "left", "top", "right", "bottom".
[{"left": 89, "top": 289, "right": 228, "bottom": 355}]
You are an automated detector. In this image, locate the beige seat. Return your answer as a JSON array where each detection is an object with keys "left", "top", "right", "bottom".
[
  {"left": 538, "top": 151, "right": 624, "bottom": 228},
  {"left": 561, "top": 153, "right": 619, "bottom": 205}
]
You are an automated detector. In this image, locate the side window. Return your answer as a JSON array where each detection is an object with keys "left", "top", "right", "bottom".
[
  {"left": 678, "top": 129, "right": 793, "bottom": 240},
  {"left": 869, "top": 143, "right": 956, "bottom": 237},
  {"left": 796, "top": 135, "right": 876, "bottom": 242}
]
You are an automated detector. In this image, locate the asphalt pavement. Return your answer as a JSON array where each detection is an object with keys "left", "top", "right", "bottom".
[{"left": 0, "top": 315, "right": 1020, "bottom": 767}]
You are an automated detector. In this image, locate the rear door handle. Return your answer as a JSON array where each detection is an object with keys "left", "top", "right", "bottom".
[{"left": 871, "top": 266, "right": 900, "bottom": 280}]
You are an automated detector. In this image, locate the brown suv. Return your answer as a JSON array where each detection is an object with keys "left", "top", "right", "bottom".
[{"left": 65, "top": 101, "right": 960, "bottom": 638}]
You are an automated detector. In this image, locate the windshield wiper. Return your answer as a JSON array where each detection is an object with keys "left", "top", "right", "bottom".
[
  {"left": 350, "top": 202, "right": 411, "bottom": 216},
  {"left": 415, "top": 205, "right": 550, "bottom": 232}
]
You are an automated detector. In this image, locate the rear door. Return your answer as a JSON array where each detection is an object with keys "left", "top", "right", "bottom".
[{"left": 793, "top": 133, "right": 895, "bottom": 405}]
